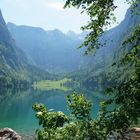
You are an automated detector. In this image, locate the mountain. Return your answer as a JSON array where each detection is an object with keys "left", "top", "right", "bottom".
[
  {"left": 9, "top": 8, "right": 138, "bottom": 75},
  {"left": 0, "top": 10, "right": 52, "bottom": 87},
  {"left": 7, "top": 23, "right": 93, "bottom": 73},
  {"left": 0, "top": 9, "right": 28, "bottom": 86},
  {"left": 6, "top": 5, "right": 140, "bottom": 86}
]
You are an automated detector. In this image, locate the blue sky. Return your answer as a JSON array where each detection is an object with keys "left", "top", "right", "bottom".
[{"left": 0, "top": 0, "right": 130, "bottom": 33}]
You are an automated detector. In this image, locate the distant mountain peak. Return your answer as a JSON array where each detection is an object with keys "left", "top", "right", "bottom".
[
  {"left": 67, "top": 30, "right": 76, "bottom": 35},
  {"left": 0, "top": 10, "right": 14, "bottom": 45},
  {"left": 52, "top": 29, "right": 64, "bottom": 35},
  {"left": 53, "top": 29, "right": 61, "bottom": 32},
  {"left": 0, "top": 9, "right": 2, "bottom": 17},
  {"left": 0, "top": 9, "right": 6, "bottom": 27},
  {"left": 67, "top": 30, "right": 77, "bottom": 38},
  {"left": 7, "top": 22, "right": 46, "bottom": 33},
  {"left": 7, "top": 22, "right": 16, "bottom": 27}
]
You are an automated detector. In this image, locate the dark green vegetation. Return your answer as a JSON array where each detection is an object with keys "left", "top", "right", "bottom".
[
  {"left": 64, "top": 0, "right": 139, "bottom": 53},
  {"left": 32, "top": 0, "right": 140, "bottom": 139},
  {"left": 0, "top": 10, "right": 52, "bottom": 88},
  {"left": 33, "top": 93, "right": 95, "bottom": 140}
]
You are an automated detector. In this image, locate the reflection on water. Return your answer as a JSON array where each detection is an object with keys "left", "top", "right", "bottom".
[{"left": 0, "top": 87, "right": 105, "bottom": 138}]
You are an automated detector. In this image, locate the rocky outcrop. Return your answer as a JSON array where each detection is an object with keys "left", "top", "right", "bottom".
[
  {"left": 108, "top": 127, "right": 140, "bottom": 140},
  {"left": 0, "top": 128, "right": 22, "bottom": 140}
]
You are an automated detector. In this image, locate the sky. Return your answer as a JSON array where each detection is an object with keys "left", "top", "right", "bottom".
[{"left": 0, "top": 0, "right": 130, "bottom": 33}]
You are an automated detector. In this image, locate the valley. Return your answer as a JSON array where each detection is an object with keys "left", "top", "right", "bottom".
[{"left": 0, "top": 1, "right": 140, "bottom": 139}]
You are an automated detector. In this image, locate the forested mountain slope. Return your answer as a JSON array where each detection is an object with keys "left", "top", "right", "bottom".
[
  {"left": 0, "top": 9, "right": 28, "bottom": 87},
  {"left": 0, "top": 10, "right": 52, "bottom": 87}
]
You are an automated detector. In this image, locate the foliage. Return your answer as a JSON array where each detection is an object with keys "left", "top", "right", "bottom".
[
  {"left": 64, "top": 0, "right": 140, "bottom": 54},
  {"left": 67, "top": 92, "right": 92, "bottom": 120},
  {"left": 32, "top": 103, "right": 68, "bottom": 139},
  {"left": 97, "top": 23, "right": 140, "bottom": 138},
  {"left": 33, "top": 93, "right": 109, "bottom": 140},
  {"left": 64, "top": 0, "right": 117, "bottom": 54},
  {"left": 33, "top": 90, "right": 139, "bottom": 139}
]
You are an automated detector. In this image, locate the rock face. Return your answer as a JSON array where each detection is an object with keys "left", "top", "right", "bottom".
[{"left": 0, "top": 128, "right": 22, "bottom": 140}]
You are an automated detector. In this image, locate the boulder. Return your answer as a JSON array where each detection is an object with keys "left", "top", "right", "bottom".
[
  {"left": 130, "top": 127, "right": 140, "bottom": 133},
  {"left": 0, "top": 128, "right": 22, "bottom": 140},
  {"left": 124, "top": 127, "right": 140, "bottom": 140}
]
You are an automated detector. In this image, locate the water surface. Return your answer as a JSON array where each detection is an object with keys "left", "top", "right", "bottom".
[{"left": 0, "top": 87, "right": 105, "bottom": 138}]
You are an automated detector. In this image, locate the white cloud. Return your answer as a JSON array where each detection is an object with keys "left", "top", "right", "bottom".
[{"left": 48, "top": 2, "right": 64, "bottom": 11}]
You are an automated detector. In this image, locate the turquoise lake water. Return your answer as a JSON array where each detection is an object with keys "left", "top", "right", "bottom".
[{"left": 0, "top": 87, "right": 105, "bottom": 138}]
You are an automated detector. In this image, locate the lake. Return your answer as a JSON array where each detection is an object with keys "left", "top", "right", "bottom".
[{"left": 0, "top": 87, "right": 105, "bottom": 139}]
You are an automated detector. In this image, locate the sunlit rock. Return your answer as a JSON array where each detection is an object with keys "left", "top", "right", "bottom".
[{"left": 0, "top": 128, "right": 22, "bottom": 140}]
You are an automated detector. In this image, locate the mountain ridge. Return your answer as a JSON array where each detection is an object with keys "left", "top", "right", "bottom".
[
  {"left": 0, "top": 10, "right": 52, "bottom": 87},
  {"left": 6, "top": 5, "right": 140, "bottom": 84},
  {"left": 7, "top": 23, "right": 91, "bottom": 73}
]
